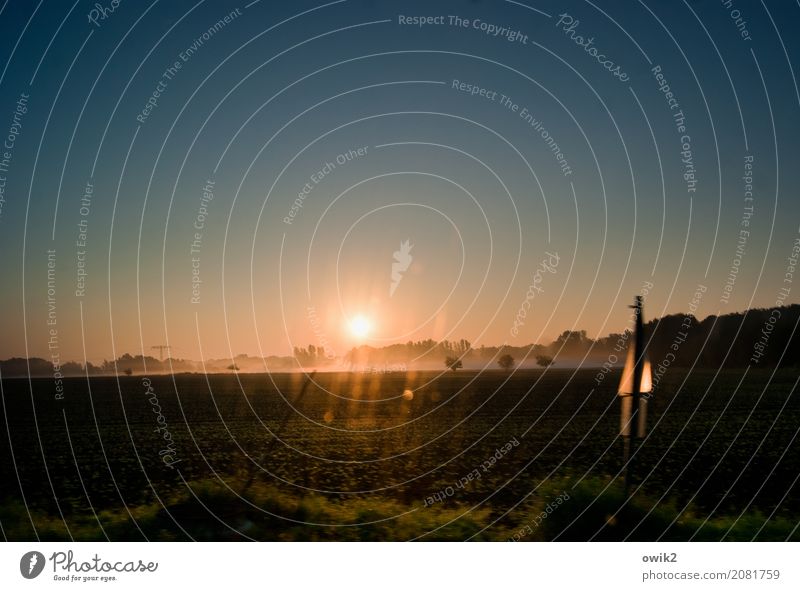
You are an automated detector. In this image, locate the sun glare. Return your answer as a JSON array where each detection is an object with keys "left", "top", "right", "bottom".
[{"left": 349, "top": 315, "right": 372, "bottom": 339}]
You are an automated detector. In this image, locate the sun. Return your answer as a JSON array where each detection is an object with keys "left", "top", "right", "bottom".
[{"left": 349, "top": 315, "right": 372, "bottom": 339}]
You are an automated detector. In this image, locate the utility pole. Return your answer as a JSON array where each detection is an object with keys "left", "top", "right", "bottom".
[{"left": 151, "top": 345, "right": 172, "bottom": 361}]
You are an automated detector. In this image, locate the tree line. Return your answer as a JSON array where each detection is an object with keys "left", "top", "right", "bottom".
[{"left": 2, "top": 305, "right": 797, "bottom": 377}]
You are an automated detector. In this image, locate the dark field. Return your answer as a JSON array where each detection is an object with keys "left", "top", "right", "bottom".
[{"left": 1, "top": 368, "right": 798, "bottom": 541}]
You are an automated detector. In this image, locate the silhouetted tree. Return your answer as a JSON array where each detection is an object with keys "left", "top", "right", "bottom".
[
  {"left": 535, "top": 355, "right": 554, "bottom": 368},
  {"left": 445, "top": 356, "right": 462, "bottom": 371},
  {"left": 498, "top": 354, "right": 515, "bottom": 371}
]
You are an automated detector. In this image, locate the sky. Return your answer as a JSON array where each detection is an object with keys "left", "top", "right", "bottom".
[{"left": 0, "top": 0, "right": 798, "bottom": 363}]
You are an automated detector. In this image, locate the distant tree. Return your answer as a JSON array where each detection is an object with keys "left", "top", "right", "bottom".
[
  {"left": 535, "top": 355, "right": 554, "bottom": 368},
  {"left": 553, "top": 330, "right": 590, "bottom": 356},
  {"left": 498, "top": 354, "right": 515, "bottom": 371},
  {"left": 226, "top": 364, "right": 239, "bottom": 371},
  {"left": 445, "top": 356, "right": 462, "bottom": 371},
  {"left": 61, "top": 361, "right": 83, "bottom": 376},
  {"left": 555, "top": 330, "right": 587, "bottom": 344},
  {"left": 123, "top": 368, "right": 133, "bottom": 376},
  {"left": 293, "top": 346, "right": 314, "bottom": 366}
]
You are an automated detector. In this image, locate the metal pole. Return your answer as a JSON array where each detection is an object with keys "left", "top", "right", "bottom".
[{"left": 625, "top": 296, "right": 645, "bottom": 497}]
